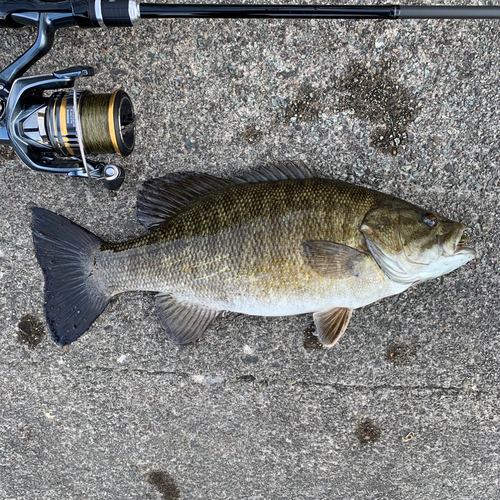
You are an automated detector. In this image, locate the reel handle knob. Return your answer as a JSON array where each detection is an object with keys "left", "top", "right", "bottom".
[{"left": 102, "top": 164, "right": 125, "bottom": 190}]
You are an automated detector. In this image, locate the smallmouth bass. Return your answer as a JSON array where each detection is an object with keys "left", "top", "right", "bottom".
[{"left": 32, "top": 163, "right": 476, "bottom": 347}]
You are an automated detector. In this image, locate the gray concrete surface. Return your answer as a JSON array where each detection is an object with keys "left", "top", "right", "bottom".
[{"left": 1, "top": 2, "right": 499, "bottom": 499}]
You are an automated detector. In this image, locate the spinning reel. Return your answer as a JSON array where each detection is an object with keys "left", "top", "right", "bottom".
[
  {"left": 0, "top": 65, "right": 134, "bottom": 190},
  {"left": 2, "top": 0, "right": 500, "bottom": 190},
  {"left": 0, "top": 1, "right": 140, "bottom": 190}
]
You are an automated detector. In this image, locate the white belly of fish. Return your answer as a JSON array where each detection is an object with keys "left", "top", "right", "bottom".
[{"left": 177, "top": 268, "right": 410, "bottom": 316}]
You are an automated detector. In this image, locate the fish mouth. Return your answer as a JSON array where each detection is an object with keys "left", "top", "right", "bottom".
[
  {"left": 395, "top": 224, "right": 476, "bottom": 274},
  {"left": 456, "top": 233, "right": 468, "bottom": 249},
  {"left": 439, "top": 225, "right": 475, "bottom": 257}
]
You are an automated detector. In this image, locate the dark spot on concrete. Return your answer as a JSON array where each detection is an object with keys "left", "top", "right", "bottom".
[
  {"left": 354, "top": 418, "right": 381, "bottom": 445},
  {"left": 238, "top": 374, "right": 256, "bottom": 382},
  {"left": 277, "top": 69, "right": 298, "bottom": 79},
  {"left": 242, "top": 124, "right": 263, "bottom": 144},
  {"left": 17, "top": 314, "right": 46, "bottom": 349},
  {"left": 181, "top": 137, "right": 199, "bottom": 153},
  {"left": 147, "top": 470, "right": 180, "bottom": 500},
  {"left": 335, "top": 64, "right": 419, "bottom": 155},
  {"left": 110, "top": 68, "right": 127, "bottom": 78},
  {"left": 278, "top": 84, "right": 322, "bottom": 124},
  {"left": 303, "top": 323, "right": 323, "bottom": 350},
  {"left": 0, "top": 145, "right": 16, "bottom": 161},
  {"left": 258, "top": 379, "right": 269, "bottom": 389},
  {"left": 386, "top": 342, "right": 416, "bottom": 365},
  {"left": 241, "top": 355, "right": 259, "bottom": 364}
]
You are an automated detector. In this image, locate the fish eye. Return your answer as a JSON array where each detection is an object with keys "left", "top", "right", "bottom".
[{"left": 422, "top": 213, "right": 438, "bottom": 228}]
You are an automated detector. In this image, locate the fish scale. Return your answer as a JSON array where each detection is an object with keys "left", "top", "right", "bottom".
[{"left": 97, "top": 178, "right": 383, "bottom": 307}]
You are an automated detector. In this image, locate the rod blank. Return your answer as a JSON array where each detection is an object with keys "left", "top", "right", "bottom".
[
  {"left": 140, "top": 4, "right": 399, "bottom": 19},
  {"left": 139, "top": 3, "right": 500, "bottom": 20},
  {"left": 400, "top": 6, "right": 500, "bottom": 18}
]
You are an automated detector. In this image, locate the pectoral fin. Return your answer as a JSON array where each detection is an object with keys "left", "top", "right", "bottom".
[
  {"left": 313, "top": 307, "right": 353, "bottom": 348},
  {"left": 155, "top": 294, "right": 220, "bottom": 344},
  {"left": 302, "top": 241, "right": 367, "bottom": 279}
]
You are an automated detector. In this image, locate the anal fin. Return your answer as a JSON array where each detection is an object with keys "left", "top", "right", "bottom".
[
  {"left": 155, "top": 293, "right": 220, "bottom": 344},
  {"left": 313, "top": 307, "right": 353, "bottom": 348}
]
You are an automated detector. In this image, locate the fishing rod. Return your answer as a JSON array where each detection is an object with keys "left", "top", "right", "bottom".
[{"left": 1, "top": 1, "right": 500, "bottom": 189}]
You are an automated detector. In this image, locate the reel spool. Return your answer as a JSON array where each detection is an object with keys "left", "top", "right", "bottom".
[{"left": 45, "top": 89, "right": 135, "bottom": 158}]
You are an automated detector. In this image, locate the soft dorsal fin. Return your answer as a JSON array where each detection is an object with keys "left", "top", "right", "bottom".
[
  {"left": 137, "top": 172, "right": 231, "bottom": 230},
  {"left": 302, "top": 241, "right": 368, "bottom": 279},
  {"left": 233, "top": 161, "right": 316, "bottom": 184},
  {"left": 313, "top": 307, "right": 353, "bottom": 348},
  {"left": 155, "top": 293, "right": 220, "bottom": 344}
]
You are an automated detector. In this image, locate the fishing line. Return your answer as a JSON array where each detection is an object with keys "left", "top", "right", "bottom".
[{"left": 46, "top": 90, "right": 135, "bottom": 157}]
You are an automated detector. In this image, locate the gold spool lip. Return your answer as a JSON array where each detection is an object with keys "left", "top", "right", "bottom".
[
  {"left": 108, "top": 89, "right": 123, "bottom": 157},
  {"left": 76, "top": 91, "right": 88, "bottom": 155},
  {"left": 60, "top": 97, "right": 75, "bottom": 156},
  {"left": 51, "top": 96, "right": 58, "bottom": 149}
]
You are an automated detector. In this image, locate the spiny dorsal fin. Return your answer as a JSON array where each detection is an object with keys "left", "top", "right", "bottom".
[
  {"left": 233, "top": 161, "right": 316, "bottom": 184},
  {"left": 155, "top": 293, "right": 220, "bottom": 344},
  {"left": 137, "top": 163, "right": 315, "bottom": 230},
  {"left": 313, "top": 307, "right": 353, "bottom": 348},
  {"left": 302, "top": 241, "right": 368, "bottom": 279},
  {"left": 137, "top": 172, "right": 231, "bottom": 230}
]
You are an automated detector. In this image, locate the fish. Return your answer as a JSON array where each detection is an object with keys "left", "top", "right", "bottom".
[{"left": 31, "top": 162, "right": 476, "bottom": 348}]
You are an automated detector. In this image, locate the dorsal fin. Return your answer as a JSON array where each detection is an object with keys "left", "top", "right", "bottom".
[
  {"left": 137, "top": 172, "right": 231, "bottom": 229},
  {"left": 233, "top": 161, "right": 316, "bottom": 184},
  {"left": 137, "top": 163, "right": 316, "bottom": 230}
]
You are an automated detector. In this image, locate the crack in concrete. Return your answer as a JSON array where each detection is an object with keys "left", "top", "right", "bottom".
[
  {"left": 79, "top": 365, "right": 495, "bottom": 396},
  {"left": 3, "top": 362, "right": 494, "bottom": 396}
]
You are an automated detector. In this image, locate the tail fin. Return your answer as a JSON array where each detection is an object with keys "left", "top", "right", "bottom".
[{"left": 32, "top": 208, "right": 111, "bottom": 346}]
